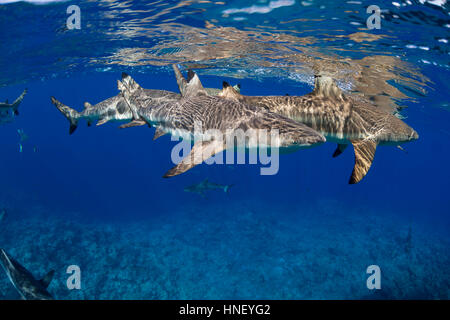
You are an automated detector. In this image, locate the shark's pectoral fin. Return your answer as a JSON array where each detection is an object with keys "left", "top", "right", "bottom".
[
  {"left": 119, "top": 120, "right": 146, "bottom": 129},
  {"left": 153, "top": 127, "right": 167, "bottom": 140},
  {"left": 332, "top": 143, "right": 349, "bottom": 158},
  {"left": 349, "top": 139, "right": 377, "bottom": 184},
  {"left": 163, "top": 140, "right": 224, "bottom": 178},
  {"left": 39, "top": 270, "right": 55, "bottom": 289}
]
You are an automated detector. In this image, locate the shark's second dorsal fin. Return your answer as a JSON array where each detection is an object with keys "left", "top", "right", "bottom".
[
  {"left": 349, "top": 139, "right": 377, "bottom": 184},
  {"left": 313, "top": 75, "right": 344, "bottom": 100},
  {"left": 219, "top": 81, "right": 242, "bottom": 101},
  {"left": 39, "top": 270, "right": 55, "bottom": 289}
]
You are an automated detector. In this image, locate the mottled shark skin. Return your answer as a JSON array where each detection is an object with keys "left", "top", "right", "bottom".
[
  {"left": 184, "top": 179, "right": 233, "bottom": 196},
  {"left": 0, "top": 89, "right": 27, "bottom": 124},
  {"left": 0, "top": 248, "right": 54, "bottom": 300},
  {"left": 218, "top": 75, "right": 419, "bottom": 184},
  {"left": 51, "top": 82, "right": 240, "bottom": 135},
  {"left": 51, "top": 89, "right": 180, "bottom": 134},
  {"left": 118, "top": 66, "right": 325, "bottom": 177}
]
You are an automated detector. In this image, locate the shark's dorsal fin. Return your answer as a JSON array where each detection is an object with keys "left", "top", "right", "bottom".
[
  {"left": 153, "top": 127, "right": 167, "bottom": 140},
  {"left": 84, "top": 102, "right": 92, "bottom": 109},
  {"left": 121, "top": 72, "right": 142, "bottom": 92},
  {"left": 312, "top": 75, "right": 344, "bottom": 100},
  {"left": 219, "top": 81, "right": 242, "bottom": 101},
  {"left": 117, "top": 75, "right": 142, "bottom": 122},
  {"left": 163, "top": 140, "right": 224, "bottom": 178},
  {"left": 332, "top": 143, "right": 349, "bottom": 158},
  {"left": 39, "top": 270, "right": 55, "bottom": 289},
  {"left": 184, "top": 71, "right": 208, "bottom": 98},
  {"left": 349, "top": 139, "right": 377, "bottom": 184},
  {"left": 172, "top": 65, "right": 208, "bottom": 98},
  {"left": 173, "top": 64, "right": 188, "bottom": 96}
]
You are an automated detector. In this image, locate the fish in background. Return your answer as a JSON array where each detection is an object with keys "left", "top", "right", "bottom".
[
  {"left": 0, "top": 89, "right": 27, "bottom": 124},
  {"left": 184, "top": 179, "right": 233, "bottom": 197},
  {"left": 17, "top": 129, "right": 28, "bottom": 142},
  {"left": 218, "top": 75, "right": 419, "bottom": 184},
  {"left": 117, "top": 66, "right": 325, "bottom": 177},
  {"left": 50, "top": 80, "right": 240, "bottom": 134},
  {"left": 0, "top": 248, "right": 55, "bottom": 300}
]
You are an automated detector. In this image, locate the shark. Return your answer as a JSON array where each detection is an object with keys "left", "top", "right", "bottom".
[
  {"left": 0, "top": 89, "right": 27, "bottom": 124},
  {"left": 117, "top": 65, "right": 325, "bottom": 177},
  {"left": 0, "top": 208, "right": 6, "bottom": 223},
  {"left": 218, "top": 75, "right": 419, "bottom": 184},
  {"left": 0, "top": 248, "right": 55, "bottom": 300},
  {"left": 51, "top": 80, "right": 241, "bottom": 135},
  {"left": 184, "top": 179, "right": 233, "bottom": 196}
]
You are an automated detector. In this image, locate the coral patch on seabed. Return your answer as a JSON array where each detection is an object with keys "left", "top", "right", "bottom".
[{"left": 0, "top": 202, "right": 448, "bottom": 300}]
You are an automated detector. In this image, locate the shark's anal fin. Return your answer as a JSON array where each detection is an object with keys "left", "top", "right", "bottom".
[
  {"left": 163, "top": 140, "right": 224, "bottom": 178},
  {"left": 332, "top": 143, "right": 349, "bottom": 158},
  {"left": 153, "top": 127, "right": 167, "bottom": 140},
  {"left": 119, "top": 120, "right": 146, "bottom": 129},
  {"left": 349, "top": 139, "right": 377, "bottom": 184},
  {"left": 39, "top": 270, "right": 55, "bottom": 289}
]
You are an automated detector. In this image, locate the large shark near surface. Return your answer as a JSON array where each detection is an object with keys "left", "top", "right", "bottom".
[
  {"left": 51, "top": 80, "right": 240, "bottom": 134},
  {"left": 0, "top": 89, "right": 27, "bottom": 124},
  {"left": 0, "top": 248, "right": 54, "bottom": 300},
  {"left": 117, "top": 65, "right": 325, "bottom": 177},
  {"left": 218, "top": 75, "right": 419, "bottom": 184}
]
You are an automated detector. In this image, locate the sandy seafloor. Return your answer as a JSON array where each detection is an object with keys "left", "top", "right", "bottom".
[{"left": 0, "top": 200, "right": 448, "bottom": 300}]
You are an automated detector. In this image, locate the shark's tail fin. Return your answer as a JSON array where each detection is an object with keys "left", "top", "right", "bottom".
[
  {"left": 224, "top": 184, "right": 234, "bottom": 193},
  {"left": 50, "top": 97, "right": 80, "bottom": 135},
  {"left": 11, "top": 89, "right": 27, "bottom": 116}
]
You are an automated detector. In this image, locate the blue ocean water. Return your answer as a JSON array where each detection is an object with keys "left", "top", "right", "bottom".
[{"left": 0, "top": 0, "right": 449, "bottom": 299}]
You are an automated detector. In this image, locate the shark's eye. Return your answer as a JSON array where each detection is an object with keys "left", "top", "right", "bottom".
[{"left": 116, "top": 101, "right": 127, "bottom": 114}]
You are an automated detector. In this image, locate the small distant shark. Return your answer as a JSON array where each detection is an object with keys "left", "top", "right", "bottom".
[
  {"left": 0, "top": 89, "right": 27, "bottom": 124},
  {"left": 219, "top": 75, "right": 419, "bottom": 183},
  {"left": 0, "top": 208, "right": 6, "bottom": 223},
  {"left": 0, "top": 248, "right": 55, "bottom": 300},
  {"left": 117, "top": 65, "right": 325, "bottom": 177},
  {"left": 51, "top": 81, "right": 240, "bottom": 135},
  {"left": 184, "top": 179, "right": 233, "bottom": 196}
]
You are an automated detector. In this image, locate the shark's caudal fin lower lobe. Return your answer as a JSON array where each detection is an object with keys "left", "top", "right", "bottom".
[{"left": 50, "top": 97, "right": 80, "bottom": 134}]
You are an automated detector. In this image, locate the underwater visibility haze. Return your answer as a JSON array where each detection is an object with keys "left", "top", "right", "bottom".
[{"left": 0, "top": 0, "right": 449, "bottom": 299}]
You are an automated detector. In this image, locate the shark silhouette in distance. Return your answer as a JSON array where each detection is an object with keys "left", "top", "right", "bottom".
[
  {"left": 184, "top": 179, "right": 233, "bottom": 196},
  {"left": 218, "top": 75, "right": 419, "bottom": 184},
  {"left": 117, "top": 65, "right": 325, "bottom": 177},
  {"left": 0, "top": 89, "right": 27, "bottom": 124},
  {"left": 0, "top": 248, "right": 54, "bottom": 300},
  {"left": 50, "top": 81, "right": 240, "bottom": 134}
]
